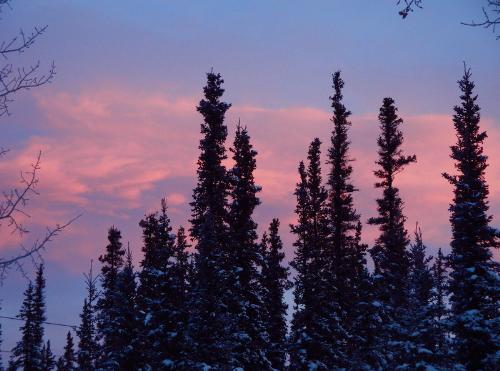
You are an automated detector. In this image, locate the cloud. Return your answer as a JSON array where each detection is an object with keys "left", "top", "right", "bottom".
[{"left": 2, "top": 86, "right": 499, "bottom": 270}]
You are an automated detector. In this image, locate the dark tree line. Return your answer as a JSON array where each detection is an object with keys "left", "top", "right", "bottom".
[{"left": 5, "top": 68, "right": 499, "bottom": 370}]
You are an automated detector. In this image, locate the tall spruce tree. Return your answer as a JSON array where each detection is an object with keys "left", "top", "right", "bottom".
[
  {"left": 9, "top": 264, "right": 46, "bottom": 371},
  {"left": 290, "top": 139, "right": 337, "bottom": 369},
  {"left": 289, "top": 160, "right": 311, "bottom": 368},
  {"left": 326, "top": 71, "right": 375, "bottom": 367},
  {"left": 56, "top": 332, "right": 76, "bottom": 371},
  {"left": 41, "top": 341, "right": 55, "bottom": 371},
  {"left": 226, "top": 123, "right": 269, "bottom": 369},
  {"left": 368, "top": 97, "right": 416, "bottom": 366},
  {"left": 260, "top": 219, "right": 290, "bottom": 371},
  {"left": 442, "top": 67, "right": 500, "bottom": 370},
  {"left": 77, "top": 262, "right": 98, "bottom": 371},
  {"left": 187, "top": 71, "right": 232, "bottom": 368},
  {"left": 96, "top": 226, "right": 126, "bottom": 370}
]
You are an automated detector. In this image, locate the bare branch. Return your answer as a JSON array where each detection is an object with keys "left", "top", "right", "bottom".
[
  {"left": 0, "top": 3, "right": 55, "bottom": 116},
  {"left": 0, "top": 4, "right": 69, "bottom": 282},
  {"left": 0, "top": 214, "right": 81, "bottom": 281},
  {"left": 397, "top": 0, "right": 500, "bottom": 39},
  {"left": 0, "top": 150, "right": 41, "bottom": 234},
  {"left": 0, "top": 26, "right": 48, "bottom": 57},
  {"left": 462, "top": 1, "right": 500, "bottom": 39},
  {"left": 0, "top": 60, "right": 56, "bottom": 116}
]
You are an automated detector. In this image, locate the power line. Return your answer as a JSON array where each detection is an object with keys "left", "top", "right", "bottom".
[
  {"left": 0, "top": 315, "right": 77, "bottom": 330},
  {"left": 0, "top": 349, "right": 65, "bottom": 358}
]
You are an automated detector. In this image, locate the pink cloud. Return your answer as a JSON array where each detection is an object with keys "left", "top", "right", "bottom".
[
  {"left": 2, "top": 86, "right": 499, "bottom": 270},
  {"left": 31, "top": 88, "right": 201, "bottom": 208}
]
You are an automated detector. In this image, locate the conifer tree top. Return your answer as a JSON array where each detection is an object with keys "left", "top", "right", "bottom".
[
  {"left": 374, "top": 97, "right": 416, "bottom": 188},
  {"left": 196, "top": 71, "right": 231, "bottom": 144}
]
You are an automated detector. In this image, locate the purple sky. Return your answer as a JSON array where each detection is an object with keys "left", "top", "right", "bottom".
[{"left": 1, "top": 0, "right": 500, "bottom": 356}]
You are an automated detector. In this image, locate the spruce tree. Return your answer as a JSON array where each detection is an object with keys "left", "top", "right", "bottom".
[
  {"left": 9, "top": 283, "right": 35, "bottom": 371},
  {"left": 137, "top": 200, "right": 191, "bottom": 369},
  {"left": 56, "top": 332, "right": 76, "bottom": 371},
  {"left": 187, "top": 71, "right": 232, "bottom": 368},
  {"left": 226, "top": 123, "right": 269, "bottom": 369},
  {"left": 289, "top": 160, "right": 310, "bottom": 368},
  {"left": 326, "top": 71, "right": 375, "bottom": 367},
  {"left": 55, "top": 359, "right": 64, "bottom": 371},
  {"left": 405, "top": 225, "right": 436, "bottom": 369},
  {"left": 137, "top": 200, "right": 176, "bottom": 368},
  {"left": 41, "top": 341, "right": 55, "bottom": 371},
  {"left": 168, "top": 225, "right": 191, "bottom": 367},
  {"left": 443, "top": 67, "right": 500, "bottom": 370},
  {"left": 349, "top": 222, "right": 388, "bottom": 370},
  {"left": 77, "top": 262, "right": 98, "bottom": 371},
  {"left": 137, "top": 210, "right": 162, "bottom": 368},
  {"left": 368, "top": 97, "right": 416, "bottom": 366},
  {"left": 173, "top": 225, "right": 190, "bottom": 317},
  {"left": 96, "top": 226, "right": 126, "bottom": 370},
  {"left": 9, "top": 264, "right": 46, "bottom": 371},
  {"left": 107, "top": 248, "right": 140, "bottom": 370},
  {"left": 430, "top": 248, "right": 451, "bottom": 369},
  {"left": 290, "top": 139, "right": 335, "bottom": 369},
  {"left": 32, "top": 265, "right": 46, "bottom": 370},
  {"left": 158, "top": 205, "right": 190, "bottom": 368},
  {"left": 260, "top": 219, "right": 290, "bottom": 371}
]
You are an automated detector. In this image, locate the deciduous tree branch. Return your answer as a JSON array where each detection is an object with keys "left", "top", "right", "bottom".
[
  {"left": 0, "top": 2, "right": 55, "bottom": 116},
  {"left": 462, "top": 1, "right": 500, "bottom": 39},
  {"left": 0, "top": 215, "right": 81, "bottom": 281},
  {"left": 397, "top": 0, "right": 500, "bottom": 39}
]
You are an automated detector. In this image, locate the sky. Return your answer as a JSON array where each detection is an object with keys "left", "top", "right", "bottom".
[{"left": 1, "top": 0, "right": 500, "bottom": 356}]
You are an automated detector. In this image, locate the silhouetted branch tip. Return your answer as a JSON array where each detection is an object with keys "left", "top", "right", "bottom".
[{"left": 397, "top": 0, "right": 423, "bottom": 19}]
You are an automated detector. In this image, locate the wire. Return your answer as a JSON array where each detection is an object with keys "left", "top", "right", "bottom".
[
  {"left": 0, "top": 349, "right": 65, "bottom": 358},
  {"left": 0, "top": 315, "right": 77, "bottom": 330}
]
